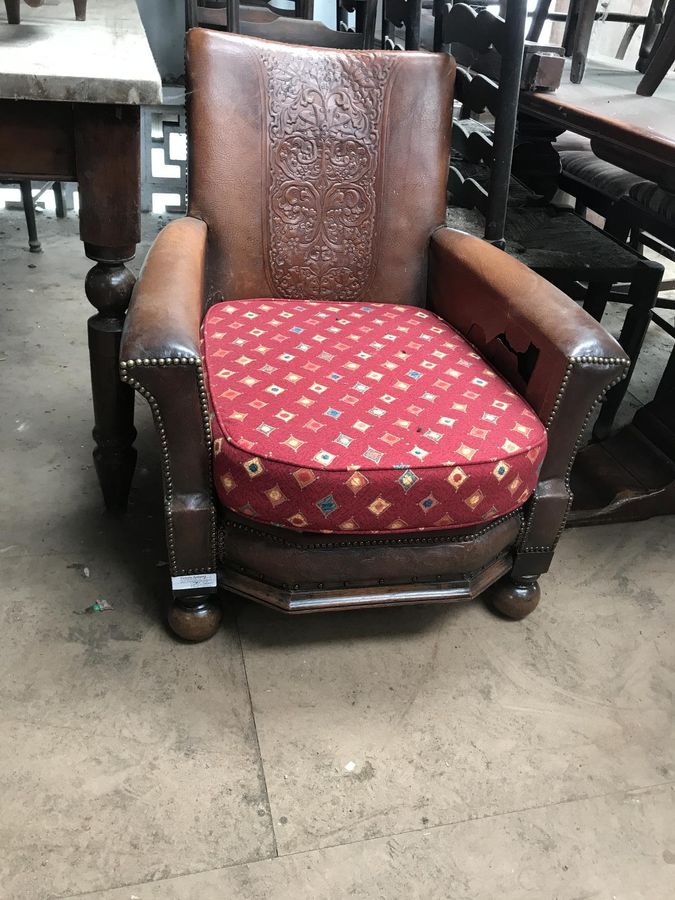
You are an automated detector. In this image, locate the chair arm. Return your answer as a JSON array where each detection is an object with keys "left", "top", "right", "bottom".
[
  {"left": 121, "top": 216, "right": 207, "bottom": 362},
  {"left": 119, "top": 217, "right": 216, "bottom": 582},
  {"left": 428, "top": 227, "right": 629, "bottom": 569}
]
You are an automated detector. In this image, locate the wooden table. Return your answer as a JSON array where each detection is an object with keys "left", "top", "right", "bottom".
[
  {"left": 519, "top": 57, "right": 675, "bottom": 190},
  {"left": 519, "top": 57, "right": 675, "bottom": 526},
  {"left": 0, "top": 0, "right": 161, "bottom": 510}
]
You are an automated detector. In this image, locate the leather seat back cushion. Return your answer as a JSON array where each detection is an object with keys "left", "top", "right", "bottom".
[{"left": 202, "top": 300, "right": 548, "bottom": 534}]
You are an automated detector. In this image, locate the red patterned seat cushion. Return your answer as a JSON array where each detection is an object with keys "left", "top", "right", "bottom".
[{"left": 203, "top": 300, "right": 547, "bottom": 534}]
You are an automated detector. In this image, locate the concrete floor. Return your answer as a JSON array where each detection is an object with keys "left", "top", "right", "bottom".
[{"left": 1, "top": 209, "right": 674, "bottom": 900}]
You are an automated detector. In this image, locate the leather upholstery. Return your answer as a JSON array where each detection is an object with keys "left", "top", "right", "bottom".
[
  {"left": 219, "top": 507, "right": 522, "bottom": 588},
  {"left": 122, "top": 217, "right": 207, "bottom": 362},
  {"left": 429, "top": 228, "right": 629, "bottom": 571},
  {"left": 203, "top": 298, "right": 547, "bottom": 533},
  {"left": 120, "top": 33, "right": 630, "bottom": 593},
  {"left": 185, "top": 30, "right": 454, "bottom": 308},
  {"left": 120, "top": 218, "right": 215, "bottom": 575}
]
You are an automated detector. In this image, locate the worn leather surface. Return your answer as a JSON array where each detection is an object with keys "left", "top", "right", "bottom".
[
  {"left": 186, "top": 29, "right": 454, "bottom": 307},
  {"left": 121, "top": 217, "right": 208, "bottom": 362},
  {"left": 429, "top": 227, "right": 629, "bottom": 566},
  {"left": 219, "top": 507, "right": 522, "bottom": 587},
  {"left": 120, "top": 217, "right": 214, "bottom": 576},
  {"left": 122, "top": 39, "right": 629, "bottom": 590}
]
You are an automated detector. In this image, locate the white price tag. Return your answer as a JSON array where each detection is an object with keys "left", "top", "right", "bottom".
[{"left": 171, "top": 573, "right": 217, "bottom": 591}]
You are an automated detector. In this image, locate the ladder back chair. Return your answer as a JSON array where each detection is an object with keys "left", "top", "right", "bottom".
[{"left": 443, "top": 1, "right": 663, "bottom": 440}]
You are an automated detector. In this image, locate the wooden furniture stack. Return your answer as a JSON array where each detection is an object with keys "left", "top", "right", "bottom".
[{"left": 443, "top": 1, "right": 662, "bottom": 442}]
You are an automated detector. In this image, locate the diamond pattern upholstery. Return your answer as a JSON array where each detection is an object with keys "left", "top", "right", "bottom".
[{"left": 203, "top": 300, "right": 548, "bottom": 533}]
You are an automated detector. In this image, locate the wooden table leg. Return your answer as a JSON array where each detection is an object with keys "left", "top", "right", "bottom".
[
  {"left": 4, "top": 0, "right": 20, "bottom": 24},
  {"left": 74, "top": 104, "right": 141, "bottom": 512}
]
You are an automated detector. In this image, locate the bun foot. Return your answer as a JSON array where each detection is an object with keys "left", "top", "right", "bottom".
[
  {"left": 168, "top": 595, "right": 222, "bottom": 642},
  {"left": 488, "top": 577, "right": 540, "bottom": 621}
]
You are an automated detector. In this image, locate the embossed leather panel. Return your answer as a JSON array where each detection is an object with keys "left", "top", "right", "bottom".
[
  {"left": 186, "top": 30, "right": 454, "bottom": 307},
  {"left": 262, "top": 50, "right": 392, "bottom": 301}
]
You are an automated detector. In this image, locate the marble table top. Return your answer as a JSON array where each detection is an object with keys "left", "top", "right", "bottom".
[{"left": 0, "top": 0, "right": 162, "bottom": 105}]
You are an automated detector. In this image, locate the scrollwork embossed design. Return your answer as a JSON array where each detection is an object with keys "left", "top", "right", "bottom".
[{"left": 261, "top": 51, "right": 393, "bottom": 300}]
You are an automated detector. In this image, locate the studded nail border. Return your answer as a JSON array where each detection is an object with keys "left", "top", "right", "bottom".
[
  {"left": 120, "top": 355, "right": 216, "bottom": 577},
  {"left": 218, "top": 506, "right": 523, "bottom": 553},
  {"left": 518, "top": 354, "right": 630, "bottom": 554},
  {"left": 120, "top": 352, "right": 629, "bottom": 572}
]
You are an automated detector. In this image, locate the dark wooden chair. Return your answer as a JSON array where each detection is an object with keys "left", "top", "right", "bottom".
[
  {"left": 119, "top": 30, "right": 627, "bottom": 642},
  {"left": 381, "top": 0, "right": 422, "bottom": 50},
  {"left": 636, "top": 0, "right": 675, "bottom": 95},
  {"left": 335, "top": 0, "right": 377, "bottom": 49},
  {"left": 3, "top": 0, "right": 86, "bottom": 23},
  {"left": 1, "top": 180, "right": 68, "bottom": 253},
  {"left": 188, "top": 0, "right": 376, "bottom": 47},
  {"left": 443, "top": 1, "right": 662, "bottom": 441},
  {"left": 187, "top": 0, "right": 312, "bottom": 28},
  {"left": 558, "top": 149, "right": 675, "bottom": 335}
]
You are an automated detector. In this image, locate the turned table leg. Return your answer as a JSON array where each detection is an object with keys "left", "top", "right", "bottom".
[
  {"left": 74, "top": 103, "right": 141, "bottom": 512},
  {"left": 84, "top": 255, "right": 138, "bottom": 511}
]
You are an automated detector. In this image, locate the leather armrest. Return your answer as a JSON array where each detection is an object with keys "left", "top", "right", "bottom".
[
  {"left": 428, "top": 227, "right": 629, "bottom": 567},
  {"left": 119, "top": 217, "right": 215, "bottom": 579},
  {"left": 121, "top": 217, "right": 207, "bottom": 363}
]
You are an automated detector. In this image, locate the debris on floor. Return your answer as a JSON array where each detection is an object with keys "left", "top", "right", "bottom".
[{"left": 74, "top": 600, "right": 113, "bottom": 615}]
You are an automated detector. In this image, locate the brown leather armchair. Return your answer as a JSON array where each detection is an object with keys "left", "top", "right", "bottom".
[{"left": 120, "top": 30, "right": 628, "bottom": 642}]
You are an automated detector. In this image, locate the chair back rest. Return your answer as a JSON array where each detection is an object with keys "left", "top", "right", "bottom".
[
  {"left": 237, "top": 9, "right": 373, "bottom": 48},
  {"left": 382, "top": 0, "right": 422, "bottom": 51},
  {"left": 187, "top": 0, "right": 376, "bottom": 49},
  {"left": 441, "top": 0, "right": 526, "bottom": 245},
  {"left": 337, "top": 0, "right": 378, "bottom": 50},
  {"left": 186, "top": 30, "right": 454, "bottom": 306}
]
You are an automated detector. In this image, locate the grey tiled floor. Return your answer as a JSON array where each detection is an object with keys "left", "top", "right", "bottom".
[{"left": 1, "top": 211, "right": 674, "bottom": 899}]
